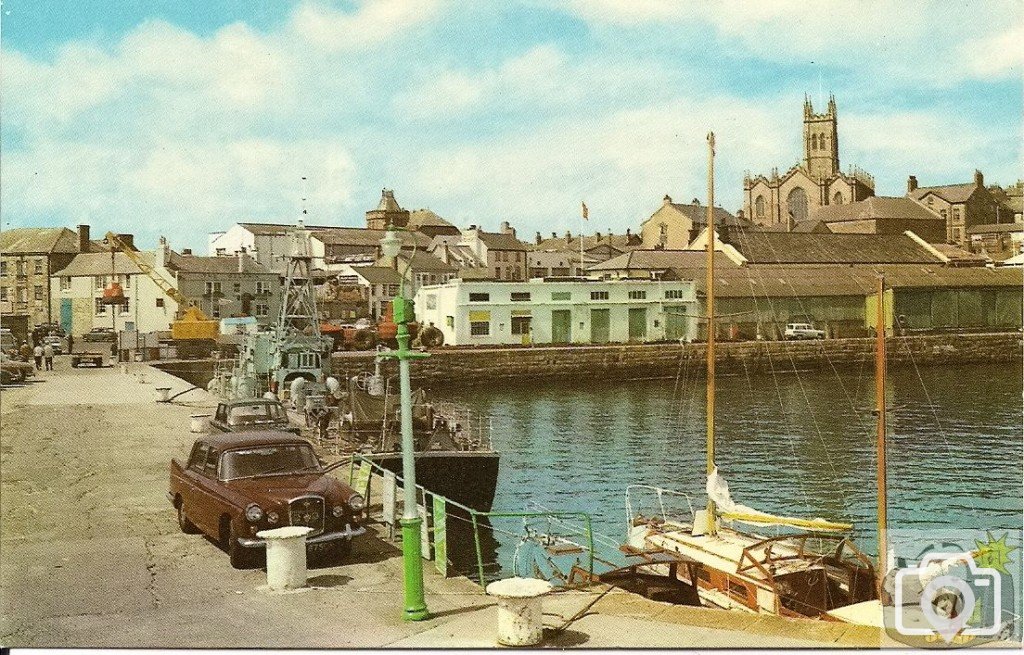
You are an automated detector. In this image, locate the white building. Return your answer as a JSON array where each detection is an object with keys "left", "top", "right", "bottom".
[{"left": 414, "top": 278, "right": 697, "bottom": 346}]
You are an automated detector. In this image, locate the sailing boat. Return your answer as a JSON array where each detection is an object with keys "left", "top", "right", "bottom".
[{"left": 621, "top": 133, "right": 881, "bottom": 619}]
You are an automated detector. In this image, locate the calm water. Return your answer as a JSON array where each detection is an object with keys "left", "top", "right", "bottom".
[{"left": 443, "top": 362, "right": 1022, "bottom": 573}]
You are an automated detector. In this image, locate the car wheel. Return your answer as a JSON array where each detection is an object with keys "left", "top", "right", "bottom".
[
  {"left": 224, "top": 520, "right": 256, "bottom": 569},
  {"left": 177, "top": 503, "right": 200, "bottom": 534}
]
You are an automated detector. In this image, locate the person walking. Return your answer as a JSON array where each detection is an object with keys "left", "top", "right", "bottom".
[
  {"left": 19, "top": 341, "right": 32, "bottom": 362},
  {"left": 32, "top": 343, "right": 43, "bottom": 370},
  {"left": 43, "top": 342, "right": 55, "bottom": 371}
]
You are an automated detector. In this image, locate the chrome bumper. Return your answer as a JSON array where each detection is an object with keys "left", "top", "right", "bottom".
[{"left": 237, "top": 524, "right": 366, "bottom": 548}]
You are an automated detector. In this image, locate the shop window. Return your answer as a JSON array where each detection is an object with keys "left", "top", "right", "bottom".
[
  {"left": 511, "top": 316, "right": 531, "bottom": 335},
  {"left": 470, "top": 321, "right": 490, "bottom": 336}
]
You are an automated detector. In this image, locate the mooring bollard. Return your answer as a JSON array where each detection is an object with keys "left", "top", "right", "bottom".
[
  {"left": 189, "top": 414, "right": 210, "bottom": 433},
  {"left": 257, "top": 526, "right": 313, "bottom": 591},
  {"left": 485, "top": 577, "right": 553, "bottom": 647},
  {"left": 155, "top": 387, "right": 171, "bottom": 402}
]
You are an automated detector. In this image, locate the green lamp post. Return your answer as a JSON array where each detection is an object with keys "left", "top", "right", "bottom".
[{"left": 378, "top": 227, "right": 430, "bottom": 621}]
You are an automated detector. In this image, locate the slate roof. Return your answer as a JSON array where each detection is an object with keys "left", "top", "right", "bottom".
[
  {"left": 967, "top": 222, "right": 1024, "bottom": 235},
  {"left": 167, "top": 252, "right": 273, "bottom": 276},
  {"left": 391, "top": 251, "right": 459, "bottom": 274},
  {"left": 475, "top": 231, "right": 529, "bottom": 250},
  {"left": 909, "top": 183, "right": 978, "bottom": 204},
  {"left": 54, "top": 251, "right": 157, "bottom": 276},
  {"left": 813, "top": 196, "right": 942, "bottom": 223},
  {"left": 350, "top": 266, "right": 403, "bottom": 285},
  {"left": 647, "top": 202, "right": 748, "bottom": 228},
  {"left": 234, "top": 222, "right": 430, "bottom": 248},
  {"left": 727, "top": 230, "right": 943, "bottom": 265},
  {"left": 0, "top": 227, "right": 80, "bottom": 254},
  {"left": 408, "top": 209, "right": 456, "bottom": 230},
  {"left": 533, "top": 232, "right": 642, "bottom": 252}
]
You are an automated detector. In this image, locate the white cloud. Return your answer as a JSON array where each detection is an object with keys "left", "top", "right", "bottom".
[
  {"left": 960, "top": 23, "right": 1024, "bottom": 80},
  {"left": 564, "top": 0, "right": 1023, "bottom": 85},
  {"left": 289, "top": 0, "right": 446, "bottom": 52}
]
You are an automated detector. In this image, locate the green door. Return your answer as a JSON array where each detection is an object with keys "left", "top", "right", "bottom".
[
  {"left": 628, "top": 308, "right": 647, "bottom": 341},
  {"left": 551, "top": 310, "right": 572, "bottom": 344},
  {"left": 591, "top": 309, "right": 610, "bottom": 343},
  {"left": 665, "top": 305, "right": 687, "bottom": 341}
]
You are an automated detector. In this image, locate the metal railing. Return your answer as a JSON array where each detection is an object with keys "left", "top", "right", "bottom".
[
  {"left": 344, "top": 454, "right": 594, "bottom": 588},
  {"left": 625, "top": 484, "right": 695, "bottom": 531}
]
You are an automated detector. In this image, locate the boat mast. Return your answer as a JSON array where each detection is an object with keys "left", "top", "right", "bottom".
[
  {"left": 705, "top": 132, "right": 717, "bottom": 534},
  {"left": 875, "top": 274, "right": 888, "bottom": 579}
]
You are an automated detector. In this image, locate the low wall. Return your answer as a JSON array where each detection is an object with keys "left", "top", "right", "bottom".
[{"left": 152, "top": 332, "right": 1022, "bottom": 390}]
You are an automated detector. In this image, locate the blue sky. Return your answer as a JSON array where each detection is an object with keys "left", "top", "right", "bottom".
[{"left": 2, "top": 0, "right": 1021, "bottom": 250}]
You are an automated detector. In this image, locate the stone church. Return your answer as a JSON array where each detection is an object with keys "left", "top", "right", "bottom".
[{"left": 743, "top": 96, "right": 875, "bottom": 229}]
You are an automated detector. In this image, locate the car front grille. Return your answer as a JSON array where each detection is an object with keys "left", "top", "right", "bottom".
[{"left": 288, "top": 496, "right": 325, "bottom": 536}]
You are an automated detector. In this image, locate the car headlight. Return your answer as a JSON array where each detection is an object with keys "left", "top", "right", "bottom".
[
  {"left": 347, "top": 494, "right": 366, "bottom": 512},
  {"left": 245, "top": 503, "right": 264, "bottom": 522},
  {"left": 267, "top": 511, "right": 279, "bottom": 524},
  {"left": 332, "top": 505, "right": 344, "bottom": 518}
]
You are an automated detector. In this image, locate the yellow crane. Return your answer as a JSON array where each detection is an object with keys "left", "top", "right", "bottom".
[{"left": 104, "top": 232, "right": 219, "bottom": 349}]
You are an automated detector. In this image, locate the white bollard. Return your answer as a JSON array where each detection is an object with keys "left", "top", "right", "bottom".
[
  {"left": 155, "top": 387, "right": 171, "bottom": 402},
  {"left": 258, "top": 526, "right": 313, "bottom": 591},
  {"left": 189, "top": 414, "right": 211, "bottom": 433},
  {"left": 485, "top": 577, "right": 553, "bottom": 647}
]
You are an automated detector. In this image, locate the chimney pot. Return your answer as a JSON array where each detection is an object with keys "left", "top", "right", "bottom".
[
  {"left": 908, "top": 175, "right": 918, "bottom": 193},
  {"left": 663, "top": 195, "right": 672, "bottom": 205},
  {"left": 692, "top": 198, "right": 700, "bottom": 205}
]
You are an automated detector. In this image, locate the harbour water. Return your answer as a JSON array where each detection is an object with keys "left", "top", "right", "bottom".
[{"left": 444, "top": 362, "right": 1022, "bottom": 574}]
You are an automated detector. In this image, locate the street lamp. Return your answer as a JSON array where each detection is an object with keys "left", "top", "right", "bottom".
[{"left": 378, "top": 227, "right": 430, "bottom": 621}]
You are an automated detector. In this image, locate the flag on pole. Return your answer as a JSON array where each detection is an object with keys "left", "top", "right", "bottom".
[{"left": 581, "top": 201, "right": 588, "bottom": 220}]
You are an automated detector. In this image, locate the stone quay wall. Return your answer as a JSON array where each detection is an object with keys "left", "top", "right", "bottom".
[{"left": 153, "top": 332, "right": 1021, "bottom": 390}]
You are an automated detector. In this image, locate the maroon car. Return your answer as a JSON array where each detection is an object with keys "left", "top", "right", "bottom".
[{"left": 168, "top": 431, "right": 366, "bottom": 568}]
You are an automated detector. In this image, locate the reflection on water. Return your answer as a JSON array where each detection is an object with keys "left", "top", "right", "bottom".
[{"left": 444, "top": 363, "right": 1022, "bottom": 572}]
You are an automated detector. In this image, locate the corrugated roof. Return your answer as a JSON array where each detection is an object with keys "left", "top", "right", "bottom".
[
  {"left": 0, "top": 227, "right": 79, "bottom": 254},
  {"left": 928, "top": 243, "right": 989, "bottom": 265},
  {"left": 589, "top": 249, "right": 739, "bottom": 272},
  {"left": 728, "top": 230, "right": 942, "bottom": 264},
  {"left": 692, "top": 264, "right": 1022, "bottom": 298},
  {"left": 910, "top": 183, "right": 977, "bottom": 204},
  {"left": 813, "top": 196, "right": 942, "bottom": 223},
  {"left": 55, "top": 251, "right": 156, "bottom": 277}
]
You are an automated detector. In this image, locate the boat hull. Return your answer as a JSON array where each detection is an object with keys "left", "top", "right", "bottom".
[{"left": 369, "top": 450, "right": 500, "bottom": 513}]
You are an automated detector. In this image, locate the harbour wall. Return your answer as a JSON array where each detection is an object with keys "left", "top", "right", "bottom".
[{"left": 154, "top": 331, "right": 1022, "bottom": 390}]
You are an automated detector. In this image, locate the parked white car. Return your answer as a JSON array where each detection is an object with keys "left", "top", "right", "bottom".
[{"left": 784, "top": 323, "right": 825, "bottom": 340}]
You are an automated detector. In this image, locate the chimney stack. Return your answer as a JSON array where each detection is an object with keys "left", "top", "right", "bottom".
[
  {"left": 238, "top": 251, "right": 246, "bottom": 273},
  {"left": 663, "top": 195, "right": 672, "bottom": 206},
  {"left": 116, "top": 234, "right": 135, "bottom": 250},
  {"left": 77, "top": 224, "right": 90, "bottom": 253},
  {"left": 974, "top": 170, "right": 984, "bottom": 187},
  {"left": 907, "top": 175, "right": 918, "bottom": 193},
  {"left": 157, "top": 237, "right": 169, "bottom": 268},
  {"left": 182, "top": 248, "right": 192, "bottom": 256},
  {"left": 535, "top": 231, "right": 542, "bottom": 245},
  {"left": 564, "top": 230, "right": 572, "bottom": 244},
  {"left": 551, "top": 232, "right": 557, "bottom": 239}
]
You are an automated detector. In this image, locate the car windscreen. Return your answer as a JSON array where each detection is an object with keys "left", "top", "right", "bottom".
[
  {"left": 227, "top": 402, "right": 286, "bottom": 425},
  {"left": 219, "top": 444, "right": 320, "bottom": 480}
]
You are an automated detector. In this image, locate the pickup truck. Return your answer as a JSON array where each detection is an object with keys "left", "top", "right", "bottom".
[
  {"left": 168, "top": 431, "right": 366, "bottom": 568},
  {"left": 71, "top": 330, "right": 115, "bottom": 367},
  {"left": 783, "top": 323, "right": 826, "bottom": 340}
]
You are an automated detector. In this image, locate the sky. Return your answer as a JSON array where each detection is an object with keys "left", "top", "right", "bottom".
[{"left": 1, "top": 0, "right": 1021, "bottom": 251}]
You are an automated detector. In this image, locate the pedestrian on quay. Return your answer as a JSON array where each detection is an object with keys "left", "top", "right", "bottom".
[
  {"left": 19, "top": 341, "right": 32, "bottom": 362},
  {"left": 32, "top": 343, "right": 43, "bottom": 370},
  {"left": 43, "top": 342, "right": 54, "bottom": 371}
]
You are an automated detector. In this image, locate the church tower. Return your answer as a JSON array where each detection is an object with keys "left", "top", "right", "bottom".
[{"left": 802, "top": 95, "right": 839, "bottom": 180}]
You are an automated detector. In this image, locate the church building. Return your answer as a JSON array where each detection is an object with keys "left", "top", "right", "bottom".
[{"left": 743, "top": 96, "right": 876, "bottom": 230}]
